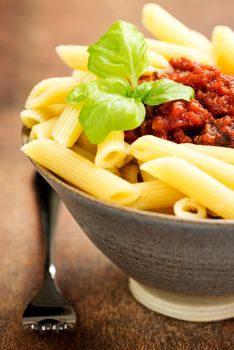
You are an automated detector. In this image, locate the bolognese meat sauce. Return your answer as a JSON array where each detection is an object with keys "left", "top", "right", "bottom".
[{"left": 124, "top": 58, "right": 234, "bottom": 147}]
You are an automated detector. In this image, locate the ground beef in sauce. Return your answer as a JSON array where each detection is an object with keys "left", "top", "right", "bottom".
[{"left": 124, "top": 58, "right": 234, "bottom": 147}]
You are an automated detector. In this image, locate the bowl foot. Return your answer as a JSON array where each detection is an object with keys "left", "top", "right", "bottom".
[{"left": 129, "top": 278, "right": 234, "bottom": 322}]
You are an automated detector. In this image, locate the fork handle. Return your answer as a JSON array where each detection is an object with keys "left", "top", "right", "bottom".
[{"left": 34, "top": 172, "right": 60, "bottom": 280}]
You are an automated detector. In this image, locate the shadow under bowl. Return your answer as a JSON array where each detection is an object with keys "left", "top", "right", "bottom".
[{"left": 22, "top": 127, "right": 234, "bottom": 297}]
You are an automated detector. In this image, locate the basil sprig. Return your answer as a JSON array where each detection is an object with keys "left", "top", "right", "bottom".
[
  {"left": 132, "top": 79, "right": 195, "bottom": 105},
  {"left": 67, "top": 21, "right": 195, "bottom": 144},
  {"left": 88, "top": 21, "right": 149, "bottom": 88}
]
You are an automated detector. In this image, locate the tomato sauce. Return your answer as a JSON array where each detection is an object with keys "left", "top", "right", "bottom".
[{"left": 124, "top": 58, "right": 234, "bottom": 147}]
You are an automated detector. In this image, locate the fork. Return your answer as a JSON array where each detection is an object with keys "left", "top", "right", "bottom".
[{"left": 22, "top": 172, "right": 77, "bottom": 332}]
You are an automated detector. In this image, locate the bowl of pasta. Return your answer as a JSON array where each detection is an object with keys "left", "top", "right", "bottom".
[{"left": 21, "top": 3, "right": 234, "bottom": 322}]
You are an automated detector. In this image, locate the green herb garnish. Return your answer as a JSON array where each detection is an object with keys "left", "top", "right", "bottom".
[
  {"left": 132, "top": 79, "right": 195, "bottom": 105},
  {"left": 88, "top": 21, "right": 149, "bottom": 88},
  {"left": 67, "top": 21, "right": 195, "bottom": 144}
]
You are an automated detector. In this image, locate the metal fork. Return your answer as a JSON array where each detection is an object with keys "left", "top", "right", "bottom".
[{"left": 22, "top": 173, "right": 77, "bottom": 332}]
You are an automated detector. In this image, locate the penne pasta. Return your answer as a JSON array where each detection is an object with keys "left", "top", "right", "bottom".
[
  {"left": 22, "top": 139, "right": 140, "bottom": 205},
  {"left": 173, "top": 197, "right": 207, "bottom": 220},
  {"left": 138, "top": 160, "right": 155, "bottom": 182},
  {"left": 52, "top": 105, "right": 83, "bottom": 147},
  {"left": 56, "top": 44, "right": 171, "bottom": 71},
  {"left": 29, "top": 117, "right": 58, "bottom": 141},
  {"left": 56, "top": 45, "right": 89, "bottom": 71},
  {"left": 131, "top": 136, "right": 234, "bottom": 189},
  {"left": 141, "top": 157, "right": 234, "bottom": 219},
  {"left": 108, "top": 167, "right": 122, "bottom": 177},
  {"left": 132, "top": 180, "right": 183, "bottom": 210},
  {"left": 212, "top": 25, "right": 234, "bottom": 75},
  {"left": 71, "top": 144, "right": 95, "bottom": 162},
  {"left": 147, "top": 51, "right": 171, "bottom": 69},
  {"left": 20, "top": 108, "right": 53, "bottom": 129},
  {"left": 25, "top": 77, "right": 82, "bottom": 109},
  {"left": 183, "top": 144, "right": 234, "bottom": 165},
  {"left": 141, "top": 169, "right": 155, "bottom": 182},
  {"left": 146, "top": 38, "right": 214, "bottom": 64},
  {"left": 95, "top": 131, "right": 127, "bottom": 169},
  {"left": 46, "top": 104, "right": 65, "bottom": 115},
  {"left": 51, "top": 72, "right": 97, "bottom": 147},
  {"left": 143, "top": 3, "right": 212, "bottom": 56},
  {"left": 120, "top": 163, "right": 141, "bottom": 183},
  {"left": 76, "top": 131, "right": 97, "bottom": 154},
  {"left": 72, "top": 70, "right": 97, "bottom": 84}
]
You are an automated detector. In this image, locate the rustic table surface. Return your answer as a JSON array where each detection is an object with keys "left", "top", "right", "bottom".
[{"left": 1, "top": 0, "right": 234, "bottom": 349}]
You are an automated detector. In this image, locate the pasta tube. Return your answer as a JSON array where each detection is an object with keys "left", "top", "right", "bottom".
[
  {"left": 52, "top": 106, "right": 83, "bottom": 147},
  {"left": 20, "top": 108, "right": 53, "bottom": 129},
  {"left": 56, "top": 45, "right": 89, "bottom": 70},
  {"left": 120, "top": 163, "right": 141, "bottom": 183},
  {"left": 76, "top": 131, "right": 97, "bottom": 154},
  {"left": 141, "top": 157, "right": 234, "bottom": 219},
  {"left": 146, "top": 38, "right": 214, "bottom": 64},
  {"left": 71, "top": 144, "right": 95, "bottom": 162},
  {"left": 143, "top": 3, "right": 212, "bottom": 56},
  {"left": 29, "top": 117, "right": 58, "bottom": 141},
  {"left": 22, "top": 139, "right": 140, "bottom": 205},
  {"left": 212, "top": 25, "right": 234, "bottom": 75},
  {"left": 131, "top": 136, "right": 234, "bottom": 189},
  {"left": 71, "top": 70, "right": 97, "bottom": 81},
  {"left": 25, "top": 77, "right": 81, "bottom": 109},
  {"left": 147, "top": 51, "right": 171, "bottom": 69},
  {"left": 20, "top": 104, "right": 64, "bottom": 128},
  {"left": 56, "top": 44, "right": 171, "bottom": 70},
  {"left": 132, "top": 180, "right": 183, "bottom": 210},
  {"left": 138, "top": 160, "right": 155, "bottom": 182},
  {"left": 173, "top": 197, "right": 207, "bottom": 220},
  {"left": 52, "top": 71, "right": 97, "bottom": 147},
  {"left": 95, "top": 131, "right": 127, "bottom": 169},
  {"left": 183, "top": 144, "right": 234, "bottom": 165}
]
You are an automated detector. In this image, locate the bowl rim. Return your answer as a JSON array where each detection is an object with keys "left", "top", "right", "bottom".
[{"left": 22, "top": 126, "right": 234, "bottom": 227}]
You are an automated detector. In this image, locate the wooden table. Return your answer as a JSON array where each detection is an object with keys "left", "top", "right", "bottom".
[{"left": 1, "top": 1, "right": 234, "bottom": 349}]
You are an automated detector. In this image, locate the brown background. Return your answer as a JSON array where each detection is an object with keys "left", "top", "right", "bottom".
[{"left": 1, "top": 0, "right": 234, "bottom": 349}]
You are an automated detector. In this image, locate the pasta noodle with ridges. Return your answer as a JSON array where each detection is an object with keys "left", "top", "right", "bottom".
[
  {"left": 76, "top": 131, "right": 97, "bottom": 154},
  {"left": 212, "top": 25, "right": 234, "bottom": 75},
  {"left": 52, "top": 105, "right": 83, "bottom": 147},
  {"left": 51, "top": 72, "right": 96, "bottom": 147},
  {"left": 120, "top": 163, "right": 141, "bottom": 183},
  {"left": 25, "top": 77, "right": 82, "bottom": 109},
  {"left": 29, "top": 117, "right": 58, "bottom": 141},
  {"left": 131, "top": 135, "right": 234, "bottom": 189},
  {"left": 56, "top": 45, "right": 89, "bottom": 71},
  {"left": 146, "top": 38, "right": 214, "bottom": 64},
  {"left": 183, "top": 144, "right": 234, "bottom": 164},
  {"left": 141, "top": 157, "right": 234, "bottom": 219},
  {"left": 56, "top": 44, "right": 172, "bottom": 70},
  {"left": 20, "top": 108, "right": 54, "bottom": 129},
  {"left": 21, "top": 139, "right": 140, "bottom": 205},
  {"left": 132, "top": 180, "right": 183, "bottom": 210},
  {"left": 95, "top": 131, "right": 127, "bottom": 169},
  {"left": 71, "top": 144, "right": 95, "bottom": 162},
  {"left": 173, "top": 197, "right": 207, "bottom": 220},
  {"left": 138, "top": 160, "right": 156, "bottom": 182},
  {"left": 143, "top": 3, "right": 212, "bottom": 56}
]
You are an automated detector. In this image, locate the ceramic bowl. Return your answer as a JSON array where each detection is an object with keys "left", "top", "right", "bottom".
[{"left": 22, "top": 127, "right": 234, "bottom": 297}]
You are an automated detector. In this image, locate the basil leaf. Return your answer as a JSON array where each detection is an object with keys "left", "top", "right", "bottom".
[
  {"left": 79, "top": 93, "right": 146, "bottom": 144},
  {"left": 67, "top": 77, "right": 132, "bottom": 105},
  {"left": 131, "top": 81, "right": 155, "bottom": 101},
  {"left": 143, "top": 79, "right": 195, "bottom": 106},
  {"left": 88, "top": 21, "right": 149, "bottom": 88}
]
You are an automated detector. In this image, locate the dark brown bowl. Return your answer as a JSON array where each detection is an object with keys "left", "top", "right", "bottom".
[{"left": 22, "top": 127, "right": 234, "bottom": 296}]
